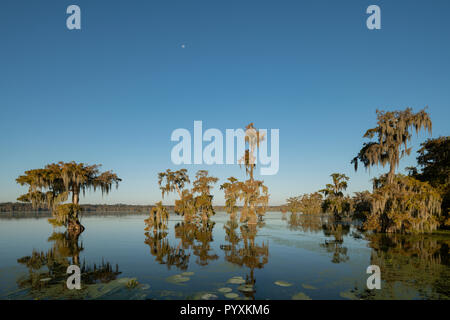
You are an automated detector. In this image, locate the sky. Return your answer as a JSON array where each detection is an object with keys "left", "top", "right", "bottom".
[{"left": 0, "top": 0, "right": 449, "bottom": 205}]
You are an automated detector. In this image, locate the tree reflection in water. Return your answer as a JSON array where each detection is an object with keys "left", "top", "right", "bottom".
[
  {"left": 16, "top": 231, "right": 120, "bottom": 298},
  {"left": 145, "top": 219, "right": 219, "bottom": 270},
  {"left": 221, "top": 219, "right": 269, "bottom": 299},
  {"left": 320, "top": 220, "right": 351, "bottom": 264},
  {"left": 363, "top": 234, "right": 449, "bottom": 299},
  {"left": 286, "top": 213, "right": 351, "bottom": 264},
  {"left": 144, "top": 206, "right": 191, "bottom": 270},
  {"left": 145, "top": 228, "right": 190, "bottom": 271},
  {"left": 287, "top": 213, "right": 324, "bottom": 233},
  {"left": 192, "top": 221, "right": 219, "bottom": 266}
]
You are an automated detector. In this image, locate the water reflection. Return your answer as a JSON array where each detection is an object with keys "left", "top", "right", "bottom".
[
  {"left": 16, "top": 231, "right": 121, "bottom": 299},
  {"left": 360, "top": 233, "right": 450, "bottom": 299},
  {"left": 286, "top": 213, "right": 350, "bottom": 264},
  {"left": 144, "top": 206, "right": 191, "bottom": 270},
  {"left": 221, "top": 219, "right": 269, "bottom": 299},
  {"left": 145, "top": 220, "right": 219, "bottom": 270},
  {"left": 321, "top": 221, "right": 350, "bottom": 264},
  {"left": 192, "top": 221, "right": 219, "bottom": 266},
  {"left": 144, "top": 228, "right": 190, "bottom": 270},
  {"left": 287, "top": 213, "right": 324, "bottom": 232},
  {"left": 3, "top": 212, "right": 449, "bottom": 300}
]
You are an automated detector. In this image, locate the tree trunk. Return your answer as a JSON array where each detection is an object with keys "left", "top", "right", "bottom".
[
  {"left": 72, "top": 186, "right": 80, "bottom": 205},
  {"left": 70, "top": 186, "right": 84, "bottom": 235},
  {"left": 388, "top": 164, "right": 396, "bottom": 184}
]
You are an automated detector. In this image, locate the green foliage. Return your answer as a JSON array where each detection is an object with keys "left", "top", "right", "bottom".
[
  {"left": 411, "top": 136, "right": 450, "bottom": 227},
  {"left": 158, "top": 169, "right": 218, "bottom": 223},
  {"left": 158, "top": 169, "right": 190, "bottom": 199},
  {"left": 220, "top": 177, "right": 240, "bottom": 218},
  {"left": 16, "top": 162, "right": 121, "bottom": 207},
  {"left": 352, "top": 108, "right": 432, "bottom": 183},
  {"left": 319, "top": 173, "right": 349, "bottom": 197},
  {"left": 320, "top": 173, "right": 351, "bottom": 219},
  {"left": 237, "top": 179, "right": 269, "bottom": 224},
  {"left": 322, "top": 195, "right": 353, "bottom": 219},
  {"left": 352, "top": 191, "right": 372, "bottom": 220},
  {"left": 285, "top": 196, "right": 301, "bottom": 214},
  {"left": 298, "top": 192, "right": 323, "bottom": 215},
  {"left": 48, "top": 204, "right": 82, "bottom": 228},
  {"left": 192, "top": 170, "right": 218, "bottom": 221},
  {"left": 194, "top": 194, "right": 215, "bottom": 221},
  {"left": 16, "top": 162, "right": 121, "bottom": 233},
  {"left": 365, "top": 175, "right": 442, "bottom": 234},
  {"left": 220, "top": 176, "right": 270, "bottom": 224},
  {"left": 223, "top": 123, "right": 270, "bottom": 224},
  {"left": 174, "top": 189, "right": 196, "bottom": 221},
  {"left": 145, "top": 201, "right": 169, "bottom": 231},
  {"left": 285, "top": 193, "right": 323, "bottom": 215},
  {"left": 192, "top": 170, "right": 218, "bottom": 196}
]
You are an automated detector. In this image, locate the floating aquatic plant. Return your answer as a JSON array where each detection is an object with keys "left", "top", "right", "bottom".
[
  {"left": 166, "top": 274, "right": 190, "bottom": 284},
  {"left": 228, "top": 276, "right": 245, "bottom": 284},
  {"left": 237, "top": 284, "right": 254, "bottom": 292},
  {"left": 201, "top": 293, "right": 218, "bottom": 300},
  {"left": 292, "top": 292, "right": 312, "bottom": 300},
  {"left": 274, "top": 280, "right": 292, "bottom": 287},
  {"left": 126, "top": 278, "right": 139, "bottom": 289}
]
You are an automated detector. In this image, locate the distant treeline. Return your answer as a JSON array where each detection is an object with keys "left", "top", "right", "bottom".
[{"left": 0, "top": 202, "right": 282, "bottom": 214}]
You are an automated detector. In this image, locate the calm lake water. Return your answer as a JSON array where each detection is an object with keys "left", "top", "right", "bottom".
[{"left": 0, "top": 212, "right": 449, "bottom": 300}]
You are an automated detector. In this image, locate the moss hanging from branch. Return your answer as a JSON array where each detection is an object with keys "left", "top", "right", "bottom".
[
  {"left": 352, "top": 108, "right": 432, "bottom": 183},
  {"left": 145, "top": 201, "right": 169, "bottom": 231},
  {"left": 365, "top": 175, "right": 442, "bottom": 234},
  {"left": 16, "top": 161, "right": 121, "bottom": 234},
  {"left": 320, "top": 173, "right": 351, "bottom": 219}
]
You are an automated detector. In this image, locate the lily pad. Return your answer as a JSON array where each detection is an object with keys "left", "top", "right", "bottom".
[
  {"left": 228, "top": 276, "right": 246, "bottom": 284},
  {"left": 218, "top": 287, "right": 233, "bottom": 293},
  {"left": 201, "top": 293, "right": 218, "bottom": 300},
  {"left": 225, "top": 292, "right": 239, "bottom": 299},
  {"left": 237, "top": 284, "right": 254, "bottom": 292},
  {"left": 292, "top": 292, "right": 312, "bottom": 300},
  {"left": 166, "top": 274, "right": 190, "bottom": 284},
  {"left": 181, "top": 272, "right": 194, "bottom": 276},
  {"left": 274, "top": 280, "right": 293, "bottom": 287}
]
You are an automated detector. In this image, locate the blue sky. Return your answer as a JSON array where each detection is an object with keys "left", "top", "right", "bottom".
[{"left": 0, "top": 0, "right": 449, "bottom": 205}]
